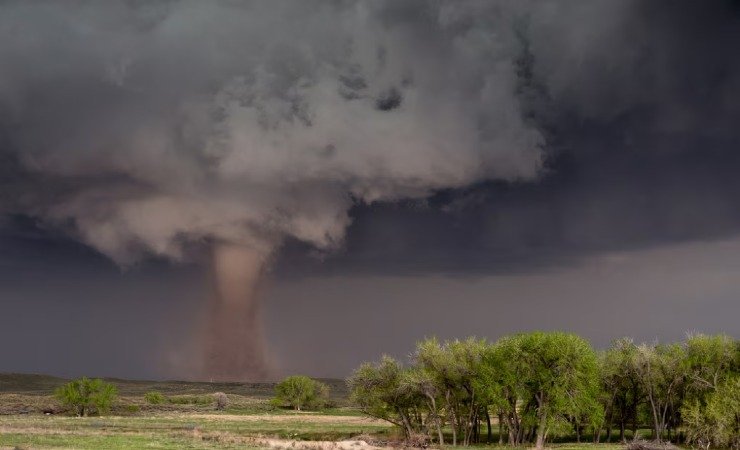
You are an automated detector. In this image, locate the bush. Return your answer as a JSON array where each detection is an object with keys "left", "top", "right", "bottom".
[
  {"left": 124, "top": 404, "right": 140, "bottom": 413},
  {"left": 274, "top": 375, "right": 329, "bottom": 411},
  {"left": 144, "top": 391, "right": 166, "bottom": 405},
  {"left": 213, "top": 392, "right": 229, "bottom": 410},
  {"left": 54, "top": 377, "right": 117, "bottom": 417}
]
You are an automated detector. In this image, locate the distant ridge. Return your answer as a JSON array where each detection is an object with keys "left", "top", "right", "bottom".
[{"left": 0, "top": 372, "right": 348, "bottom": 398}]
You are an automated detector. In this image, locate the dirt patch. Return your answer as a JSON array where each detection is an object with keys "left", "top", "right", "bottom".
[
  {"left": 181, "top": 413, "right": 385, "bottom": 425},
  {"left": 259, "top": 437, "right": 384, "bottom": 450}
]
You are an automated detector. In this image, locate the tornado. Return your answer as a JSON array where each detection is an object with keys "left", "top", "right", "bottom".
[
  {"left": 0, "top": 2, "right": 554, "bottom": 381},
  {"left": 203, "top": 244, "right": 270, "bottom": 381}
]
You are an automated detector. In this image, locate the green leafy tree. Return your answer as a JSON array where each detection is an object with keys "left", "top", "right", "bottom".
[
  {"left": 514, "top": 332, "right": 602, "bottom": 449},
  {"left": 634, "top": 342, "right": 688, "bottom": 441},
  {"left": 348, "top": 356, "right": 425, "bottom": 439},
  {"left": 684, "top": 376, "right": 740, "bottom": 450},
  {"left": 686, "top": 334, "right": 737, "bottom": 395},
  {"left": 401, "top": 367, "right": 445, "bottom": 445},
  {"left": 482, "top": 335, "right": 532, "bottom": 446},
  {"left": 55, "top": 377, "right": 117, "bottom": 417},
  {"left": 414, "top": 337, "right": 488, "bottom": 446},
  {"left": 274, "top": 375, "right": 329, "bottom": 411},
  {"left": 599, "top": 338, "right": 644, "bottom": 442}
]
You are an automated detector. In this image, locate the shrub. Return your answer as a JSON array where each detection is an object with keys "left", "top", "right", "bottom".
[
  {"left": 274, "top": 375, "right": 329, "bottom": 411},
  {"left": 54, "top": 377, "right": 117, "bottom": 417},
  {"left": 144, "top": 391, "right": 166, "bottom": 405},
  {"left": 124, "top": 404, "right": 140, "bottom": 413},
  {"left": 213, "top": 392, "right": 229, "bottom": 410}
]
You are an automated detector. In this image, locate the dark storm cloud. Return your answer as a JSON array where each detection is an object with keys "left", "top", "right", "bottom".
[
  {"left": 0, "top": 0, "right": 547, "bottom": 265},
  {"left": 1, "top": 1, "right": 740, "bottom": 379},
  {"left": 2, "top": 0, "right": 738, "bottom": 272},
  {"left": 275, "top": 0, "right": 740, "bottom": 277}
]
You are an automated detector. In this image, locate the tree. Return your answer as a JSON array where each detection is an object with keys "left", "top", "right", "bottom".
[
  {"left": 513, "top": 332, "right": 602, "bottom": 449},
  {"left": 414, "top": 337, "right": 488, "bottom": 446},
  {"left": 55, "top": 377, "right": 117, "bottom": 417},
  {"left": 402, "top": 367, "right": 445, "bottom": 445},
  {"left": 634, "top": 343, "right": 688, "bottom": 442},
  {"left": 686, "top": 334, "right": 737, "bottom": 395},
  {"left": 599, "top": 338, "right": 644, "bottom": 442},
  {"left": 274, "top": 375, "right": 329, "bottom": 411},
  {"left": 684, "top": 376, "right": 740, "bottom": 450},
  {"left": 348, "top": 355, "right": 425, "bottom": 439},
  {"left": 482, "top": 335, "right": 532, "bottom": 446}
]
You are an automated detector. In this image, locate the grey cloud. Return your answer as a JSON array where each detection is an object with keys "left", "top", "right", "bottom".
[{"left": 0, "top": 0, "right": 547, "bottom": 265}]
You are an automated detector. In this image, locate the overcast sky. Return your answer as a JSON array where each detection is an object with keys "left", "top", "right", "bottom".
[{"left": 1, "top": 0, "right": 739, "bottom": 380}]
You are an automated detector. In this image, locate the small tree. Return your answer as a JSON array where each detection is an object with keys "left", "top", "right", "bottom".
[
  {"left": 274, "top": 375, "right": 329, "bottom": 411},
  {"left": 55, "top": 377, "right": 117, "bottom": 417}
]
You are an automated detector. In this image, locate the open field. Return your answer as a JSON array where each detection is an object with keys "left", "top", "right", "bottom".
[
  {"left": 0, "top": 413, "right": 627, "bottom": 450},
  {"left": 0, "top": 373, "right": 645, "bottom": 450},
  {"left": 0, "top": 373, "right": 396, "bottom": 449},
  {"left": 0, "top": 413, "right": 394, "bottom": 449}
]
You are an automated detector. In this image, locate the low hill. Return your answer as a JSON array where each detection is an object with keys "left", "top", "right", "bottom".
[{"left": 0, "top": 372, "right": 348, "bottom": 398}]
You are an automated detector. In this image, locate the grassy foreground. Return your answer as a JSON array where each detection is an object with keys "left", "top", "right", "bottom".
[
  {"left": 0, "top": 412, "right": 626, "bottom": 450},
  {"left": 0, "top": 413, "right": 395, "bottom": 449},
  {"left": 0, "top": 373, "right": 393, "bottom": 449},
  {"left": 0, "top": 373, "right": 628, "bottom": 450}
]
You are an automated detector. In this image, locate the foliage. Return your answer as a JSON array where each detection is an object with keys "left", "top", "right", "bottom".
[
  {"left": 686, "top": 334, "right": 738, "bottom": 396},
  {"left": 124, "top": 404, "right": 140, "bottom": 413},
  {"left": 512, "top": 332, "right": 603, "bottom": 448},
  {"left": 684, "top": 376, "right": 740, "bottom": 450},
  {"left": 598, "top": 338, "right": 643, "bottom": 442},
  {"left": 54, "top": 377, "right": 117, "bottom": 417},
  {"left": 347, "top": 355, "right": 425, "bottom": 439},
  {"left": 348, "top": 333, "right": 738, "bottom": 447},
  {"left": 634, "top": 343, "right": 688, "bottom": 441},
  {"left": 414, "top": 337, "right": 488, "bottom": 446},
  {"left": 144, "top": 391, "right": 166, "bottom": 405},
  {"left": 274, "top": 375, "right": 329, "bottom": 411}
]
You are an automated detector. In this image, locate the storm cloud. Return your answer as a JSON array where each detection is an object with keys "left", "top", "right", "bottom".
[
  {"left": 1, "top": 1, "right": 739, "bottom": 379},
  {"left": 0, "top": 0, "right": 548, "bottom": 264}
]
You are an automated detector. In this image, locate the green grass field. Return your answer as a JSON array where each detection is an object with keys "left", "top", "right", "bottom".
[
  {"left": 0, "top": 373, "right": 630, "bottom": 450},
  {"left": 0, "top": 373, "right": 390, "bottom": 449}
]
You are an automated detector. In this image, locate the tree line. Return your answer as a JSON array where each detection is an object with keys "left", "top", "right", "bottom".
[{"left": 347, "top": 332, "right": 739, "bottom": 449}]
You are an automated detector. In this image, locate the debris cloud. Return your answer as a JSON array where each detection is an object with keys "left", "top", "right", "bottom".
[{"left": 204, "top": 244, "right": 269, "bottom": 381}]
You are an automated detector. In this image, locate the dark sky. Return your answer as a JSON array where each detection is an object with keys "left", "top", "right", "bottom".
[{"left": 1, "top": 1, "right": 739, "bottom": 380}]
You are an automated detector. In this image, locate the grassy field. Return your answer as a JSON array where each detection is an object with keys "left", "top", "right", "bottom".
[
  {"left": 0, "top": 373, "right": 631, "bottom": 450},
  {"left": 0, "top": 413, "right": 396, "bottom": 449},
  {"left": 0, "top": 373, "right": 391, "bottom": 449}
]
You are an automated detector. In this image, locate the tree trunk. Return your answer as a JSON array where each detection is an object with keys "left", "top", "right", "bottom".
[
  {"left": 430, "top": 396, "right": 443, "bottom": 446},
  {"left": 498, "top": 412, "right": 504, "bottom": 445},
  {"left": 535, "top": 392, "right": 548, "bottom": 449},
  {"left": 535, "top": 409, "right": 548, "bottom": 449},
  {"left": 485, "top": 409, "right": 492, "bottom": 443},
  {"left": 398, "top": 409, "right": 414, "bottom": 440}
]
